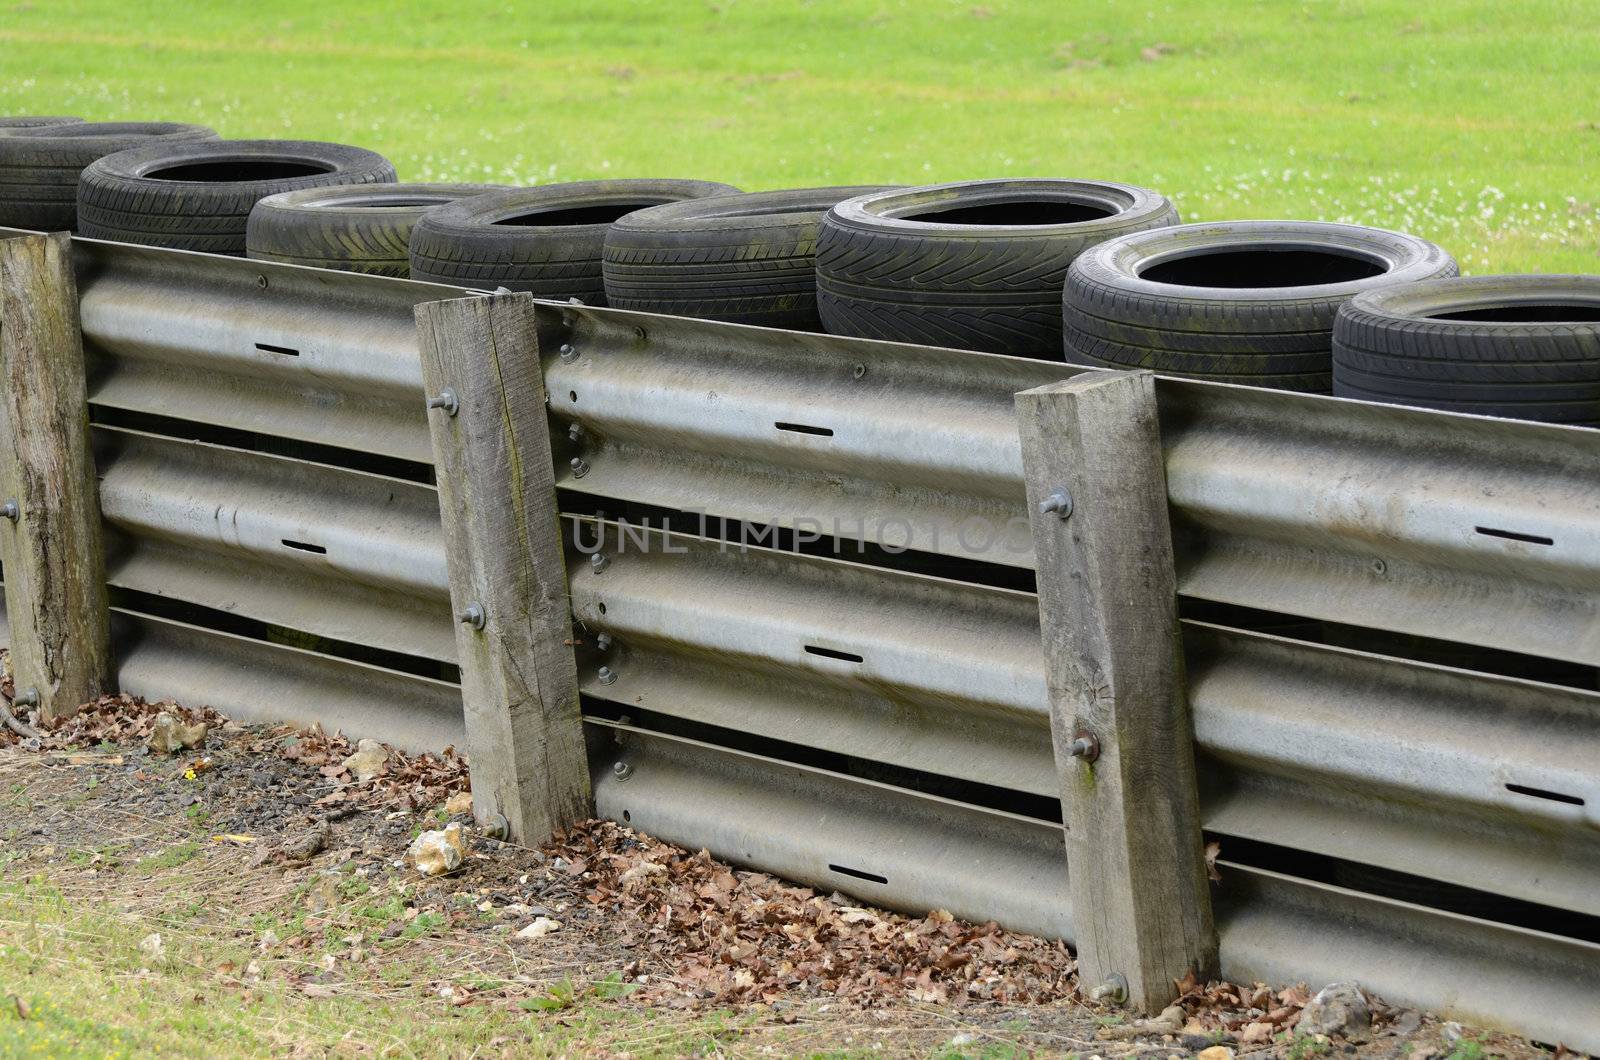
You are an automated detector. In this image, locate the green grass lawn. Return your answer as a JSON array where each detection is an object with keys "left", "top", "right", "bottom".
[{"left": 1, "top": 0, "right": 1596, "bottom": 273}]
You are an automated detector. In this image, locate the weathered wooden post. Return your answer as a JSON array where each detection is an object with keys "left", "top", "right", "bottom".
[
  {"left": 415, "top": 290, "right": 591, "bottom": 844},
  {"left": 1016, "top": 369, "right": 1216, "bottom": 1011},
  {"left": 0, "top": 231, "right": 113, "bottom": 721}
]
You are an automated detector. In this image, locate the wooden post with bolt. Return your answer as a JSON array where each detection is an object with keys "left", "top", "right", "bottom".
[
  {"left": 415, "top": 290, "right": 591, "bottom": 844},
  {"left": 1015, "top": 369, "right": 1216, "bottom": 1012},
  {"left": 0, "top": 231, "right": 113, "bottom": 722}
]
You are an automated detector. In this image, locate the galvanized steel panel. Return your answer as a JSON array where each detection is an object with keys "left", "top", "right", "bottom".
[
  {"left": 111, "top": 607, "right": 463, "bottom": 752},
  {"left": 1216, "top": 863, "right": 1600, "bottom": 1052},
  {"left": 71, "top": 236, "right": 470, "bottom": 463},
  {"left": 95, "top": 425, "right": 453, "bottom": 662},
  {"left": 588, "top": 720, "right": 1074, "bottom": 941}
]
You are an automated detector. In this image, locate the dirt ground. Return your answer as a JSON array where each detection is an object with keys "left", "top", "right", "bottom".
[{"left": 0, "top": 689, "right": 1565, "bottom": 1058}]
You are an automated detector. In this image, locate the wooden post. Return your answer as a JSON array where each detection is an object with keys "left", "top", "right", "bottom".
[
  {"left": 0, "top": 231, "right": 112, "bottom": 721},
  {"left": 1016, "top": 369, "right": 1216, "bottom": 1011},
  {"left": 415, "top": 291, "right": 591, "bottom": 844}
]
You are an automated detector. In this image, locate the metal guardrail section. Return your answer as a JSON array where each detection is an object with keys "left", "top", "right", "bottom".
[
  {"left": 569, "top": 522, "right": 1600, "bottom": 920},
  {"left": 1216, "top": 863, "right": 1600, "bottom": 1051},
  {"left": 1188, "top": 622, "right": 1600, "bottom": 918},
  {"left": 71, "top": 236, "right": 465, "bottom": 463},
  {"left": 1159, "top": 385, "right": 1600, "bottom": 666},
  {"left": 566, "top": 518, "right": 1054, "bottom": 796},
  {"left": 94, "top": 425, "right": 453, "bottom": 663},
  {"left": 542, "top": 304, "right": 1068, "bottom": 565},
  {"left": 545, "top": 302, "right": 1600, "bottom": 664},
  {"left": 109, "top": 608, "right": 464, "bottom": 753},
  {"left": 587, "top": 720, "right": 1074, "bottom": 941},
  {"left": 588, "top": 721, "right": 1600, "bottom": 1051}
]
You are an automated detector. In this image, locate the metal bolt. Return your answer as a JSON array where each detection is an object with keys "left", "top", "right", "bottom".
[
  {"left": 425, "top": 389, "right": 459, "bottom": 416},
  {"left": 568, "top": 423, "right": 585, "bottom": 444},
  {"left": 484, "top": 813, "right": 510, "bottom": 840},
  {"left": 595, "top": 632, "right": 612, "bottom": 651},
  {"left": 570, "top": 456, "right": 590, "bottom": 479},
  {"left": 559, "top": 343, "right": 579, "bottom": 363},
  {"left": 597, "top": 665, "right": 618, "bottom": 685},
  {"left": 13, "top": 687, "right": 39, "bottom": 708},
  {"left": 1067, "top": 729, "right": 1100, "bottom": 763},
  {"left": 1039, "top": 489, "right": 1073, "bottom": 520},
  {"left": 1089, "top": 972, "right": 1128, "bottom": 1005},
  {"left": 612, "top": 760, "right": 633, "bottom": 781},
  {"left": 457, "top": 602, "right": 486, "bottom": 630},
  {"left": 0, "top": 499, "right": 18, "bottom": 522},
  {"left": 590, "top": 553, "right": 609, "bottom": 574}
]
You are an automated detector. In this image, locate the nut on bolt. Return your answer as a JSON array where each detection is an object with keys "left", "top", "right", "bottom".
[
  {"left": 612, "top": 760, "right": 633, "bottom": 781},
  {"left": 559, "top": 343, "right": 579, "bottom": 363},
  {"left": 590, "top": 552, "right": 610, "bottom": 574},
  {"left": 1089, "top": 972, "right": 1128, "bottom": 1005},
  {"left": 1038, "top": 488, "right": 1073, "bottom": 520},
  {"left": 425, "top": 388, "right": 459, "bottom": 416},
  {"left": 570, "top": 456, "right": 590, "bottom": 478},
  {"left": 597, "top": 665, "right": 618, "bottom": 685},
  {"left": 457, "top": 602, "right": 486, "bottom": 630},
  {"left": 1067, "top": 729, "right": 1100, "bottom": 763}
]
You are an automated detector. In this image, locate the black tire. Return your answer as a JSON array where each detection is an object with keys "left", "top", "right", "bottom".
[
  {"left": 602, "top": 186, "right": 893, "bottom": 329},
  {"left": 1062, "top": 220, "right": 1458, "bottom": 392},
  {"left": 815, "top": 179, "right": 1178, "bottom": 358},
  {"left": 0, "top": 116, "right": 84, "bottom": 130},
  {"left": 1332, "top": 275, "right": 1600, "bottom": 425},
  {"left": 0, "top": 121, "right": 218, "bottom": 231},
  {"left": 77, "top": 139, "right": 397, "bottom": 255},
  {"left": 246, "top": 182, "right": 510, "bottom": 277},
  {"left": 408, "top": 179, "right": 742, "bottom": 303}
]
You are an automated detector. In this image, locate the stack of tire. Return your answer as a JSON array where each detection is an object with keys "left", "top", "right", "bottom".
[
  {"left": 246, "top": 183, "right": 510, "bottom": 277},
  {"left": 1060, "top": 221, "right": 1458, "bottom": 392},
  {"left": 814, "top": 179, "right": 1179, "bottom": 356},
  {"left": 409, "top": 179, "right": 742, "bottom": 305},
  {"left": 0, "top": 121, "right": 219, "bottom": 231},
  {"left": 598, "top": 186, "right": 890, "bottom": 329},
  {"left": 77, "top": 139, "right": 399, "bottom": 255},
  {"left": 1332, "top": 275, "right": 1600, "bottom": 426}
]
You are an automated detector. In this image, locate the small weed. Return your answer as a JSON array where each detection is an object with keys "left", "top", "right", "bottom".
[{"left": 134, "top": 842, "right": 201, "bottom": 873}]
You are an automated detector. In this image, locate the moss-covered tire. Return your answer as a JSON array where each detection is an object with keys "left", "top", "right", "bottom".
[
  {"left": 0, "top": 121, "right": 217, "bottom": 231},
  {"left": 409, "top": 179, "right": 741, "bottom": 303},
  {"left": 815, "top": 179, "right": 1178, "bottom": 358},
  {"left": 77, "top": 139, "right": 397, "bottom": 255},
  {"left": 1063, "top": 220, "right": 1457, "bottom": 392},
  {"left": 1333, "top": 274, "right": 1600, "bottom": 425},
  {"left": 603, "top": 186, "right": 892, "bottom": 329},
  {"left": 246, "top": 182, "right": 510, "bottom": 277}
]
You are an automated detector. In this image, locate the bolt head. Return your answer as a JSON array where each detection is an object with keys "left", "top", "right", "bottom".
[
  {"left": 612, "top": 760, "right": 633, "bottom": 780},
  {"left": 597, "top": 665, "right": 618, "bottom": 685},
  {"left": 589, "top": 553, "right": 609, "bottom": 573}
]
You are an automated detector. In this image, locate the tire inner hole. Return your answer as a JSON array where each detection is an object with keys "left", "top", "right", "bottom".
[
  {"left": 495, "top": 202, "right": 664, "bottom": 226},
  {"left": 1428, "top": 303, "right": 1600, "bottom": 323},
  {"left": 904, "top": 200, "right": 1115, "bottom": 225},
  {"left": 1140, "top": 248, "right": 1387, "bottom": 288},
  {"left": 146, "top": 160, "right": 336, "bottom": 182}
]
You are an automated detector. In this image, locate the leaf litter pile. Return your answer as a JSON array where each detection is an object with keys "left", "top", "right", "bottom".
[{"left": 0, "top": 672, "right": 1548, "bottom": 1056}]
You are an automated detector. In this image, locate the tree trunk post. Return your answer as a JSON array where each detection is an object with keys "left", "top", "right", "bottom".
[
  {"left": 1016, "top": 369, "right": 1216, "bottom": 1011},
  {"left": 415, "top": 291, "right": 591, "bottom": 844},
  {"left": 0, "top": 231, "right": 113, "bottom": 721}
]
